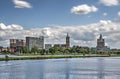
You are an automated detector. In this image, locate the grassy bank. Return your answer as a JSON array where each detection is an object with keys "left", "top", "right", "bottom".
[{"left": 0, "top": 54, "right": 110, "bottom": 61}]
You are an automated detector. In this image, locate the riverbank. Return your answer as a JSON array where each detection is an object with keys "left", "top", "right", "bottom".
[{"left": 0, "top": 54, "right": 111, "bottom": 61}]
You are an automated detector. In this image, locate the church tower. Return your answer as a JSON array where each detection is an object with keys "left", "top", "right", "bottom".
[
  {"left": 97, "top": 34, "right": 105, "bottom": 52},
  {"left": 66, "top": 33, "right": 70, "bottom": 49}
]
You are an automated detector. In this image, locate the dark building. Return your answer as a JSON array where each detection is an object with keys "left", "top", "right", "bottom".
[
  {"left": 10, "top": 39, "right": 25, "bottom": 52},
  {"left": 0, "top": 46, "right": 3, "bottom": 53},
  {"left": 97, "top": 34, "right": 105, "bottom": 52},
  {"left": 66, "top": 33, "right": 70, "bottom": 49},
  {"left": 54, "top": 44, "right": 66, "bottom": 48},
  {"left": 26, "top": 36, "right": 44, "bottom": 51}
]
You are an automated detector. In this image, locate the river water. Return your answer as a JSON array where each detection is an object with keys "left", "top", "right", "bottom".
[{"left": 0, "top": 57, "right": 120, "bottom": 79}]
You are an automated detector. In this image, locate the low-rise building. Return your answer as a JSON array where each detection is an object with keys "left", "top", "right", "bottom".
[
  {"left": 54, "top": 44, "right": 66, "bottom": 48},
  {"left": 45, "top": 44, "right": 52, "bottom": 50},
  {"left": 0, "top": 46, "right": 3, "bottom": 53}
]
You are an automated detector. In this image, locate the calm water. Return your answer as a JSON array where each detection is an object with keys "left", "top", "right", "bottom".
[{"left": 0, "top": 57, "right": 120, "bottom": 79}]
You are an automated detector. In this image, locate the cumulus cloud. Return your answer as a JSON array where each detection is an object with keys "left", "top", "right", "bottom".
[
  {"left": 0, "top": 21, "right": 120, "bottom": 48},
  {"left": 99, "top": 0, "right": 119, "bottom": 6},
  {"left": 13, "top": 0, "right": 32, "bottom": 8},
  {"left": 71, "top": 4, "right": 98, "bottom": 15},
  {"left": 0, "top": 23, "right": 23, "bottom": 30}
]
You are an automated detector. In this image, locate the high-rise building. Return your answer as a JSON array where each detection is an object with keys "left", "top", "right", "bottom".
[
  {"left": 97, "top": 34, "right": 105, "bottom": 52},
  {"left": 26, "top": 36, "right": 44, "bottom": 51},
  {"left": 66, "top": 33, "right": 70, "bottom": 48},
  {"left": 10, "top": 39, "right": 25, "bottom": 52}
]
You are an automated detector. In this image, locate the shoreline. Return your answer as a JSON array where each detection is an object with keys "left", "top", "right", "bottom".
[{"left": 0, "top": 55, "right": 113, "bottom": 61}]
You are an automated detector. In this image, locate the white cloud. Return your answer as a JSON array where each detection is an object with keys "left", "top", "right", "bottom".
[
  {"left": 99, "top": 0, "right": 119, "bottom": 6},
  {"left": 0, "top": 23, "right": 23, "bottom": 30},
  {"left": 99, "top": 20, "right": 111, "bottom": 25},
  {"left": 103, "top": 13, "right": 107, "bottom": 16},
  {"left": 71, "top": 4, "right": 98, "bottom": 15},
  {"left": 13, "top": 0, "right": 32, "bottom": 8},
  {"left": 0, "top": 21, "right": 120, "bottom": 48},
  {"left": 118, "top": 11, "right": 120, "bottom": 17}
]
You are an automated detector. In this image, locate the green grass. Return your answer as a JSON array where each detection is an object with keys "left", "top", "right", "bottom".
[{"left": 0, "top": 54, "right": 111, "bottom": 61}]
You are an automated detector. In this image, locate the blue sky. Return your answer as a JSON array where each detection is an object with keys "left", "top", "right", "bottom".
[
  {"left": 0, "top": 0, "right": 120, "bottom": 48},
  {"left": 0, "top": 0, "right": 120, "bottom": 29}
]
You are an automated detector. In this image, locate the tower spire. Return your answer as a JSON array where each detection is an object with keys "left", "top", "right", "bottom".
[
  {"left": 67, "top": 33, "right": 69, "bottom": 37},
  {"left": 99, "top": 34, "right": 102, "bottom": 39},
  {"left": 66, "top": 33, "right": 70, "bottom": 49}
]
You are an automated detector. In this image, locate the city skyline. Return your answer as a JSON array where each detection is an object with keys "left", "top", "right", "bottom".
[{"left": 0, "top": 0, "right": 120, "bottom": 48}]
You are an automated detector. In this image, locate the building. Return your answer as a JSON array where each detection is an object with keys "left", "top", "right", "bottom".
[
  {"left": 97, "top": 34, "right": 105, "bottom": 53},
  {"left": 53, "top": 33, "right": 70, "bottom": 49},
  {"left": 26, "top": 36, "right": 44, "bottom": 51},
  {"left": 96, "top": 34, "right": 110, "bottom": 53},
  {"left": 10, "top": 39, "right": 25, "bottom": 52},
  {"left": 54, "top": 44, "right": 66, "bottom": 48},
  {"left": 66, "top": 33, "right": 70, "bottom": 49},
  {"left": 45, "top": 44, "right": 52, "bottom": 50},
  {"left": 0, "top": 46, "right": 3, "bottom": 53}
]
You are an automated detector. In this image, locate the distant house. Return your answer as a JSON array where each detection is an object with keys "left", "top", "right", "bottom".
[
  {"left": 0, "top": 46, "right": 3, "bottom": 53},
  {"left": 54, "top": 44, "right": 66, "bottom": 48}
]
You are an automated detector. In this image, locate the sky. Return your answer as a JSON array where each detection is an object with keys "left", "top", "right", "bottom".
[{"left": 0, "top": 0, "right": 120, "bottom": 48}]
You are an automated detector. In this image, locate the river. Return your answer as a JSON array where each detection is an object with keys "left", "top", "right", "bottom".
[{"left": 0, "top": 57, "right": 120, "bottom": 79}]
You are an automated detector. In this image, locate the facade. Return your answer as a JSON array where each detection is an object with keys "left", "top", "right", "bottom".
[
  {"left": 54, "top": 44, "right": 66, "bottom": 48},
  {"left": 0, "top": 47, "right": 15, "bottom": 53},
  {"left": 45, "top": 44, "right": 52, "bottom": 50},
  {"left": 26, "top": 36, "right": 44, "bottom": 51},
  {"left": 97, "top": 34, "right": 105, "bottom": 52},
  {"left": 10, "top": 39, "right": 25, "bottom": 52},
  {"left": 66, "top": 33, "right": 70, "bottom": 49},
  {"left": 96, "top": 34, "right": 110, "bottom": 53},
  {"left": 0, "top": 46, "right": 3, "bottom": 53}
]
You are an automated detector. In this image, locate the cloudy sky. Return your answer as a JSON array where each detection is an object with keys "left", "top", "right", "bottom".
[{"left": 0, "top": 0, "right": 120, "bottom": 48}]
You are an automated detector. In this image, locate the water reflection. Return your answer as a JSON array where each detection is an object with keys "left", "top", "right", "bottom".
[
  {"left": 97, "top": 58, "right": 105, "bottom": 79},
  {"left": 0, "top": 57, "right": 120, "bottom": 79}
]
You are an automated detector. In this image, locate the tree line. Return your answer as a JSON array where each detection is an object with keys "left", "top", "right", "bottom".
[{"left": 20, "top": 46, "right": 97, "bottom": 55}]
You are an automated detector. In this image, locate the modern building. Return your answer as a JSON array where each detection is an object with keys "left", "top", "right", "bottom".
[
  {"left": 10, "top": 39, "right": 25, "bottom": 52},
  {"left": 26, "top": 36, "right": 44, "bottom": 51},
  {"left": 66, "top": 33, "right": 70, "bottom": 49}
]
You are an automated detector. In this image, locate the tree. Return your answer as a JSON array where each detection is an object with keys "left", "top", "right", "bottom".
[
  {"left": 80, "top": 48, "right": 87, "bottom": 56},
  {"left": 31, "top": 46, "right": 39, "bottom": 54},
  {"left": 22, "top": 46, "right": 27, "bottom": 53},
  {"left": 49, "top": 47, "right": 55, "bottom": 55},
  {"left": 64, "top": 49, "right": 70, "bottom": 54}
]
